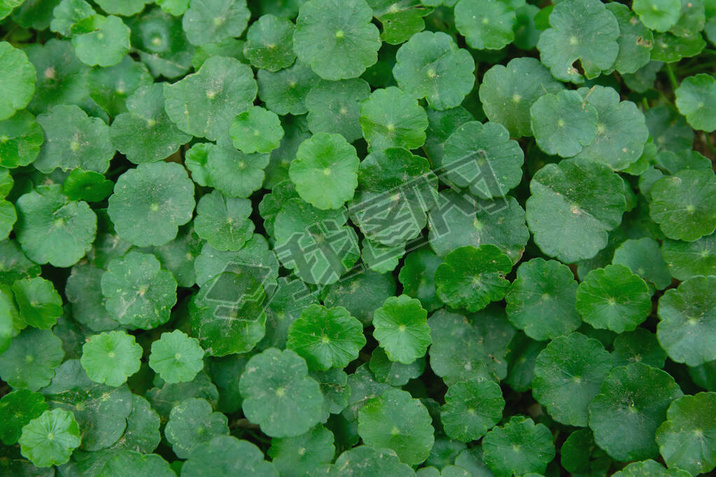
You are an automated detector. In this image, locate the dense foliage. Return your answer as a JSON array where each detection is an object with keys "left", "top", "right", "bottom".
[{"left": 0, "top": 0, "right": 715, "bottom": 475}]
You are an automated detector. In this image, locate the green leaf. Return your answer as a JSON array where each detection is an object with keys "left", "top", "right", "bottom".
[
  {"left": 649, "top": 170, "right": 716, "bottom": 241},
  {"left": 293, "top": 0, "right": 380, "bottom": 80},
  {"left": 287, "top": 304, "right": 366, "bottom": 371},
  {"left": 240, "top": 348, "right": 323, "bottom": 437},
  {"left": 261, "top": 276, "right": 319, "bottom": 350},
  {"left": 329, "top": 446, "right": 416, "bottom": 476},
  {"left": 612, "top": 329, "right": 666, "bottom": 369},
  {"left": 428, "top": 193, "right": 529, "bottom": 264},
  {"left": 358, "top": 388, "right": 434, "bottom": 465},
  {"left": 88, "top": 56, "right": 153, "bottom": 117},
  {"left": 606, "top": 3, "right": 654, "bottom": 75},
  {"left": 35, "top": 104, "right": 114, "bottom": 174},
  {"left": 424, "top": 106, "right": 474, "bottom": 166},
  {"left": 258, "top": 61, "right": 320, "bottom": 116},
  {"left": 108, "top": 162, "right": 195, "bottom": 247},
  {"left": 506, "top": 258, "right": 581, "bottom": 341},
  {"left": 0, "top": 390, "right": 47, "bottom": 445},
  {"left": 369, "top": 346, "right": 424, "bottom": 386},
  {"left": 662, "top": 233, "right": 716, "bottom": 280},
  {"left": 443, "top": 121, "right": 524, "bottom": 199},
  {"left": 482, "top": 415, "right": 556, "bottom": 477},
  {"left": 646, "top": 104, "right": 694, "bottom": 153},
  {"left": 63, "top": 169, "right": 114, "bottom": 203},
  {"left": 267, "top": 425, "right": 335, "bottom": 477},
  {"left": 97, "top": 451, "right": 174, "bottom": 477},
  {"left": 576, "top": 264, "right": 652, "bottom": 333},
  {"left": 15, "top": 185, "right": 96, "bottom": 268},
  {"left": 398, "top": 248, "right": 444, "bottom": 312},
  {"left": 110, "top": 83, "right": 191, "bottom": 164},
  {"left": 274, "top": 198, "right": 359, "bottom": 285},
  {"left": 165, "top": 398, "right": 229, "bottom": 458},
  {"left": 182, "top": 435, "right": 278, "bottom": 476},
  {"left": 360, "top": 86, "right": 429, "bottom": 151},
  {"left": 656, "top": 392, "right": 716, "bottom": 475},
  {"left": 230, "top": 106, "right": 284, "bottom": 154},
  {"left": 289, "top": 133, "right": 359, "bottom": 209},
  {"left": 0, "top": 327, "right": 63, "bottom": 391},
  {"left": 434, "top": 245, "right": 512, "bottom": 313},
  {"left": 148, "top": 330, "right": 204, "bottom": 384},
  {"left": 0, "top": 111, "right": 44, "bottom": 168},
  {"left": 479, "top": 57, "right": 564, "bottom": 138},
  {"left": 537, "top": 0, "right": 619, "bottom": 83},
  {"left": 80, "top": 330, "right": 142, "bottom": 387},
  {"left": 633, "top": 0, "right": 682, "bottom": 32},
  {"left": 657, "top": 276, "right": 716, "bottom": 366},
  {"left": 146, "top": 370, "right": 218, "bottom": 417},
  {"left": 12, "top": 277, "right": 63, "bottom": 329},
  {"left": 65, "top": 262, "right": 117, "bottom": 332},
  {"left": 526, "top": 157, "right": 627, "bottom": 263},
  {"left": 574, "top": 85, "right": 649, "bottom": 171},
  {"left": 675, "top": 73, "right": 716, "bottom": 132},
  {"left": 206, "top": 137, "right": 270, "bottom": 198},
  {"left": 428, "top": 307, "right": 515, "bottom": 385},
  {"left": 454, "top": 0, "right": 516, "bottom": 50},
  {"left": 194, "top": 191, "right": 254, "bottom": 251},
  {"left": 588, "top": 363, "right": 683, "bottom": 461},
  {"left": 612, "top": 237, "right": 672, "bottom": 290},
  {"left": 194, "top": 234, "right": 278, "bottom": 287},
  {"left": 322, "top": 270, "right": 396, "bottom": 325},
  {"left": 306, "top": 79, "right": 372, "bottom": 142},
  {"left": 393, "top": 31, "right": 474, "bottom": 110},
  {"left": 372, "top": 295, "right": 431, "bottom": 364},
  {"left": 441, "top": 378, "right": 504, "bottom": 442},
  {"left": 533, "top": 333, "right": 612, "bottom": 427},
  {"left": 72, "top": 15, "right": 131, "bottom": 67},
  {"left": 243, "top": 14, "right": 296, "bottom": 72},
  {"left": 114, "top": 395, "right": 160, "bottom": 453},
  {"left": 530, "top": 90, "right": 598, "bottom": 157},
  {"left": 182, "top": 0, "right": 250, "bottom": 46},
  {"left": 612, "top": 459, "right": 691, "bottom": 477},
  {"left": 0, "top": 42, "right": 36, "bottom": 121},
  {"left": 369, "top": 0, "right": 433, "bottom": 45},
  {"left": 101, "top": 251, "right": 178, "bottom": 329},
  {"left": 18, "top": 409, "right": 80, "bottom": 468},
  {"left": 164, "top": 56, "right": 257, "bottom": 141}
]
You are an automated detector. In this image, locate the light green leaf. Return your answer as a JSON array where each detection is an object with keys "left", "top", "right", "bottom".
[
  {"left": 613, "top": 237, "right": 672, "bottom": 290},
  {"left": 182, "top": 435, "right": 278, "bottom": 476},
  {"left": 305, "top": 79, "right": 372, "bottom": 142},
  {"left": 293, "top": 0, "right": 381, "bottom": 80},
  {"left": 441, "top": 378, "right": 504, "bottom": 442},
  {"left": 455, "top": 0, "right": 516, "bottom": 50},
  {"left": 164, "top": 56, "right": 257, "bottom": 140},
  {"left": 662, "top": 233, "right": 716, "bottom": 280},
  {"left": 206, "top": 137, "right": 270, "bottom": 198},
  {"left": 506, "top": 258, "right": 581, "bottom": 341},
  {"left": 193, "top": 191, "right": 254, "bottom": 251},
  {"left": 15, "top": 185, "right": 97, "bottom": 267},
  {"left": 530, "top": 90, "right": 598, "bottom": 157},
  {"left": 287, "top": 304, "right": 366, "bottom": 371},
  {"left": 11, "top": 277, "right": 63, "bottom": 330},
  {"left": 257, "top": 61, "right": 319, "bottom": 116},
  {"left": 328, "top": 446, "right": 415, "bottom": 477},
  {"left": 0, "top": 42, "right": 36, "bottom": 121},
  {"left": 80, "top": 331, "right": 142, "bottom": 387},
  {"left": 372, "top": 295, "right": 431, "bottom": 365},
  {"left": 576, "top": 264, "right": 652, "bottom": 333},
  {"left": 267, "top": 425, "right": 335, "bottom": 477},
  {"left": 393, "top": 31, "right": 474, "bottom": 110},
  {"left": 289, "top": 133, "right": 359, "bottom": 209},
  {"left": 239, "top": 348, "right": 323, "bottom": 437},
  {"left": 243, "top": 14, "right": 296, "bottom": 72},
  {"left": 19, "top": 409, "right": 80, "bottom": 468},
  {"left": 526, "top": 157, "right": 627, "bottom": 263},
  {"left": 107, "top": 162, "right": 195, "bottom": 247},
  {"left": 230, "top": 106, "right": 284, "bottom": 154},
  {"left": 675, "top": 73, "right": 716, "bottom": 132},
  {"left": 63, "top": 169, "right": 114, "bottom": 203},
  {"left": 165, "top": 398, "right": 229, "bottom": 458},
  {"left": 0, "top": 111, "right": 44, "bottom": 168},
  {"left": 482, "top": 415, "right": 555, "bottom": 477},
  {"left": 606, "top": 3, "right": 654, "bottom": 75},
  {"left": 656, "top": 392, "right": 716, "bottom": 475},
  {"left": 101, "top": 251, "right": 178, "bottom": 329},
  {"left": 649, "top": 170, "right": 716, "bottom": 241},
  {"left": 533, "top": 333, "right": 613, "bottom": 427},
  {"left": 72, "top": 15, "right": 131, "bottom": 67},
  {"left": 657, "top": 276, "right": 716, "bottom": 366},
  {"left": 149, "top": 330, "right": 205, "bottom": 384},
  {"left": 537, "top": 0, "right": 619, "bottom": 82},
  {"left": 35, "top": 104, "right": 114, "bottom": 174},
  {"left": 358, "top": 388, "right": 434, "bottom": 465},
  {"left": 360, "top": 86, "right": 428, "bottom": 151},
  {"left": 0, "top": 328, "right": 64, "bottom": 391},
  {"left": 182, "top": 0, "right": 250, "bottom": 46},
  {"left": 633, "top": 0, "right": 682, "bottom": 32}
]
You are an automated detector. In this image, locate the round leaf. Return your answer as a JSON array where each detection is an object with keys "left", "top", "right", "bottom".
[
  {"left": 80, "top": 330, "right": 142, "bottom": 387},
  {"left": 182, "top": 435, "right": 278, "bottom": 476},
  {"left": 230, "top": 106, "right": 284, "bottom": 154},
  {"left": 193, "top": 191, "right": 254, "bottom": 251},
  {"left": 360, "top": 86, "right": 428, "bottom": 151},
  {"left": 530, "top": 90, "right": 598, "bottom": 158},
  {"left": 441, "top": 378, "right": 505, "bottom": 442},
  {"left": 0, "top": 390, "right": 48, "bottom": 446},
  {"left": 372, "top": 295, "right": 431, "bottom": 365},
  {"left": 165, "top": 398, "right": 229, "bottom": 459},
  {"left": 633, "top": 0, "right": 682, "bottom": 32},
  {"left": 675, "top": 73, "right": 716, "bottom": 132},
  {"left": 243, "top": 14, "right": 296, "bottom": 72},
  {"left": 0, "top": 42, "right": 36, "bottom": 121},
  {"left": 72, "top": 15, "right": 131, "bottom": 67},
  {"left": 11, "top": 277, "right": 63, "bottom": 329},
  {"left": 454, "top": 0, "right": 516, "bottom": 50},
  {"left": 149, "top": 330, "right": 205, "bottom": 384},
  {"left": 0, "top": 111, "right": 43, "bottom": 168},
  {"left": 182, "top": 0, "right": 250, "bottom": 46},
  {"left": 305, "top": 78, "right": 371, "bottom": 142},
  {"left": 482, "top": 415, "right": 556, "bottom": 477},
  {"left": 19, "top": 408, "right": 80, "bottom": 468}
]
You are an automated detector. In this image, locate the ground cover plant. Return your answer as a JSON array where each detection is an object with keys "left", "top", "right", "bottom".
[{"left": 0, "top": 0, "right": 715, "bottom": 475}]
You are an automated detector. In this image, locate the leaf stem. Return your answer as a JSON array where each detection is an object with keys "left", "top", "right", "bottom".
[{"left": 664, "top": 63, "right": 679, "bottom": 91}]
